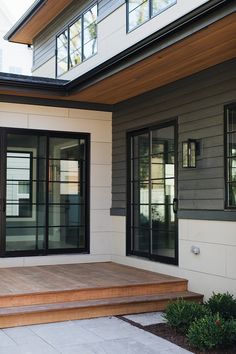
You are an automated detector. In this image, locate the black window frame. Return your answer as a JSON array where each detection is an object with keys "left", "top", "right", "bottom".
[
  {"left": 224, "top": 103, "right": 236, "bottom": 209},
  {"left": 126, "top": 119, "right": 178, "bottom": 266},
  {"left": 126, "top": 0, "right": 177, "bottom": 33},
  {"left": 56, "top": 1, "right": 98, "bottom": 77},
  {"left": 6, "top": 150, "right": 33, "bottom": 218},
  {"left": 0, "top": 127, "right": 90, "bottom": 258}
]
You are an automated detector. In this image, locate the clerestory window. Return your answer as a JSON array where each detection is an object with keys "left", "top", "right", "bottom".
[
  {"left": 127, "top": 0, "right": 177, "bottom": 32},
  {"left": 56, "top": 3, "right": 97, "bottom": 77}
]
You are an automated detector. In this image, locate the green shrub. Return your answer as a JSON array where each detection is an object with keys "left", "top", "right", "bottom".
[
  {"left": 206, "top": 292, "right": 236, "bottom": 319},
  {"left": 187, "top": 314, "right": 236, "bottom": 351},
  {"left": 164, "top": 299, "right": 210, "bottom": 334}
]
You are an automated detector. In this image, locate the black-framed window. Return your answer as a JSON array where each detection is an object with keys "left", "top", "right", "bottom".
[
  {"left": 225, "top": 104, "right": 236, "bottom": 208},
  {"left": 127, "top": 0, "right": 177, "bottom": 32},
  {"left": 127, "top": 121, "right": 178, "bottom": 265},
  {"left": 6, "top": 151, "right": 33, "bottom": 218},
  {"left": 0, "top": 128, "right": 90, "bottom": 257},
  {"left": 56, "top": 3, "right": 97, "bottom": 77}
]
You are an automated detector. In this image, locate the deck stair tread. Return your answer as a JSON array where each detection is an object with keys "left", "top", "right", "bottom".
[
  {"left": 0, "top": 291, "right": 202, "bottom": 315},
  {"left": 0, "top": 263, "right": 203, "bottom": 328}
]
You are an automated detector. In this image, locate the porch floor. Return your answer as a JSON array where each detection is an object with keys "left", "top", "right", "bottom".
[
  {"left": 0, "top": 262, "right": 203, "bottom": 328},
  {"left": 0, "top": 262, "right": 185, "bottom": 296}
]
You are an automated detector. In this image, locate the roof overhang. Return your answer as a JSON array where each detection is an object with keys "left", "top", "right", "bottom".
[
  {"left": 5, "top": 0, "right": 73, "bottom": 45},
  {"left": 1, "top": 0, "right": 236, "bottom": 108}
]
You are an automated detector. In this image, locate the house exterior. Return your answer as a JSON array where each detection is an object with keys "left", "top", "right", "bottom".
[{"left": 1, "top": 0, "right": 235, "bottom": 299}]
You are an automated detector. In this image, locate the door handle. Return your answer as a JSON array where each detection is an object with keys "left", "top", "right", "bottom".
[{"left": 173, "top": 198, "right": 178, "bottom": 214}]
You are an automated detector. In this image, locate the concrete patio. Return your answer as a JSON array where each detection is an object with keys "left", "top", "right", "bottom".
[{"left": 0, "top": 314, "right": 193, "bottom": 354}]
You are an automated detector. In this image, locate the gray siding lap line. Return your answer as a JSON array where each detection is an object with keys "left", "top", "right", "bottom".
[
  {"left": 111, "top": 59, "right": 236, "bottom": 221},
  {"left": 32, "top": 0, "right": 125, "bottom": 71}
]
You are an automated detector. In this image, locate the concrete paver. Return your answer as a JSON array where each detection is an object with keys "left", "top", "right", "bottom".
[{"left": 0, "top": 315, "right": 193, "bottom": 354}]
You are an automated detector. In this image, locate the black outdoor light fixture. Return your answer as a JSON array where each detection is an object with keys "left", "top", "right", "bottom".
[{"left": 182, "top": 139, "right": 200, "bottom": 168}]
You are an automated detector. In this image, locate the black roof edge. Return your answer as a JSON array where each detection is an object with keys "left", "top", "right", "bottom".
[
  {"left": 66, "top": 0, "right": 234, "bottom": 94},
  {"left": 4, "top": 0, "right": 46, "bottom": 44},
  {"left": 0, "top": 94, "right": 114, "bottom": 112},
  {"left": 0, "top": 72, "right": 68, "bottom": 92}
]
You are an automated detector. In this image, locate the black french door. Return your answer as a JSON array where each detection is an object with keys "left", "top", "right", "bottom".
[
  {"left": 0, "top": 128, "right": 89, "bottom": 257},
  {"left": 127, "top": 121, "right": 178, "bottom": 265}
]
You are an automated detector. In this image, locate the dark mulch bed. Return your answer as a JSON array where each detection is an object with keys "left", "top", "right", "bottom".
[
  {"left": 145, "top": 323, "right": 236, "bottom": 354},
  {"left": 118, "top": 316, "right": 236, "bottom": 354}
]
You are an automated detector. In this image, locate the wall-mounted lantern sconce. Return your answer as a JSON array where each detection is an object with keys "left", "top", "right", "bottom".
[{"left": 182, "top": 139, "right": 200, "bottom": 168}]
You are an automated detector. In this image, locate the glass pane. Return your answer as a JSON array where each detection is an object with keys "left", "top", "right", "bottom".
[
  {"left": 49, "top": 138, "right": 84, "bottom": 160},
  {"left": 152, "top": 0, "right": 176, "bottom": 16},
  {"left": 133, "top": 228, "right": 149, "bottom": 253},
  {"left": 48, "top": 226, "right": 85, "bottom": 249},
  {"left": 70, "top": 49, "right": 81, "bottom": 68},
  {"left": 57, "top": 45, "right": 67, "bottom": 61},
  {"left": 48, "top": 182, "right": 82, "bottom": 204},
  {"left": 83, "top": 23, "right": 97, "bottom": 44},
  {"left": 140, "top": 182, "right": 149, "bottom": 204},
  {"left": 70, "top": 19, "right": 81, "bottom": 41},
  {"left": 129, "top": 1, "right": 149, "bottom": 30},
  {"left": 152, "top": 126, "right": 174, "bottom": 153},
  {"left": 228, "top": 132, "right": 236, "bottom": 157},
  {"left": 6, "top": 227, "right": 44, "bottom": 251},
  {"left": 49, "top": 160, "right": 80, "bottom": 183},
  {"left": 151, "top": 204, "right": 175, "bottom": 229},
  {"left": 228, "top": 183, "right": 236, "bottom": 206},
  {"left": 6, "top": 204, "right": 46, "bottom": 226},
  {"left": 57, "top": 58, "right": 68, "bottom": 76},
  {"left": 83, "top": 39, "right": 97, "bottom": 60},
  {"left": 57, "top": 30, "right": 68, "bottom": 49},
  {"left": 133, "top": 157, "right": 149, "bottom": 181},
  {"left": 129, "top": 0, "right": 147, "bottom": 11},
  {"left": 151, "top": 156, "right": 164, "bottom": 179},
  {"left": 49, "top": 204, "right": 84, "bottom": 227},
  {"left": 135, "top": 204, "right": 149, "bottom": 228},
  {"left": 84, "top": 4, "right": 97, "bottom": 27},
  {"left": 151, "top": 181, "right": 164, "bottom": 204},
  {"left": 227, "top": 107, "right": 236, "bottom": 132},
  {"left": 228, "top": 158, "right": 236, "bottom": 182},
  {"left": 133, "top": 133, "right": 149, "bottom": 158},
  {"left": 152, "top": 230, "right": 175, "bottom": 258}
]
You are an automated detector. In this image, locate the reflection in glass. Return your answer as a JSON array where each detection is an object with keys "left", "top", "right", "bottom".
[
  {"left": 133, "top": 228, "right": 149, "bottom": 253},
  {"left": 49, "top": 226, "right": 85, "bottom": 249},
  {"left": 5, "top": 132, "right": 88, "bottom": 254},
  {"left": 129, "top": 0, "right": 149, "bottom": 30},
  {"left": 129, "top": 124, "right": 176, "bottom": 262},
  {"left": 152, "top": 230, "right": 175, "bottom": 258},
  {"left": 152, "top": 0, "right": 176, "bottom": 16}
]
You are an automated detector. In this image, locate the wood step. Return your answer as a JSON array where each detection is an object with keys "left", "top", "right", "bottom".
[
  {"left": 0, "top": 291, "right": 203, "bottom": 328},
  {"left": 0, "top": 279, "right": 188, "bottom": 308}
]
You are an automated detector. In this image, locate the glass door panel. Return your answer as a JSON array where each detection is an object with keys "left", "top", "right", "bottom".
[
  {"left": 128, "top": 123, "right": 177, "bottom": 264},
  {"left": 0, "top": 129, "right": 89, "bottom": 256},
  {"left": 5, "top": 133, "right": 47, "bottom": 252},
  {"left": 48, "top": 137, "right": 86, "bottom": 250}
]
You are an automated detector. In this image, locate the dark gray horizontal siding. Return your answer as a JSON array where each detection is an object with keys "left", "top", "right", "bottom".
[
  {"left": 33, "top": 0, "right": 125, "bottom": 71},
  {"left": 112, "top": 59, "right": 236, "bottom": 218}
]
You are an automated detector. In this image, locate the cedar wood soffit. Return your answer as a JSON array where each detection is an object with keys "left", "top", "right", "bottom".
[{"left": 1, "top": 0, "right": 236, "bottom": 108}]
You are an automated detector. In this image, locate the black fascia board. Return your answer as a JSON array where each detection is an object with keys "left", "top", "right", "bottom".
[
  {"left": 65, "top": 0, "right": 235, "bottom": 95},
  {"left": 0, "top": 94, "right": 114, "bottom": 112},
  {"left": 4, "top": 0, "right": 46, "bottom": 44},
  {"left": 0, "top": 72, "right": 67, "bottom": 93}
]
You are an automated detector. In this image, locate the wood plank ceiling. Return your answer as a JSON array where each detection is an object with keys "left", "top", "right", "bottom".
[
  {"left": 10, "top": 0, "right": 73, "bottom": 45},
  {"left": 68, "top": 13, "right": 236, "bottom": 104}
]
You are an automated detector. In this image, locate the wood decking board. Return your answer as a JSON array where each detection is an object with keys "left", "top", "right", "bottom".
[
  {"left": 0, "top": 262, "right": 202, "bottom": 328},
  {"left": 0, "top": 262, "right": 186, "bottom": 295}
]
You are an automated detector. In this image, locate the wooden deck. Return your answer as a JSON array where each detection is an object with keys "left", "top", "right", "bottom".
[{"left": 0, "top": 262, "right": 203, "bottom": 328}]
